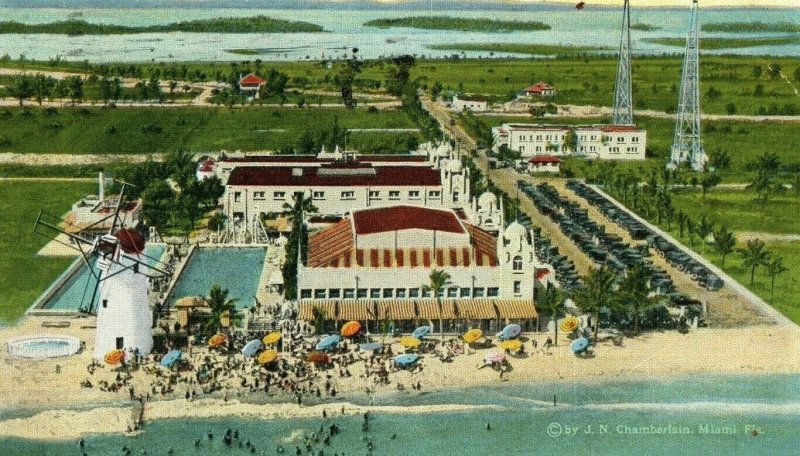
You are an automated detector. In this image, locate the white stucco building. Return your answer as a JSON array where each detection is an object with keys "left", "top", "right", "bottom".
[
  {"left": 492, "top": 123, "right": 647, "bottom": 160},
  {"left": 452, "top": 95, "right": 488, "bottom": 112}
]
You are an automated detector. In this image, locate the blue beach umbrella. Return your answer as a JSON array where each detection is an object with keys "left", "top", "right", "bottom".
[
  {"left": 316, "top": 334, "right": 342, "bottom": 352},
  {"left": 242, "top": 339, "right": 263, "bottom": 358},
  {"left": 161, "top": 350, "right": 182, "bottom": 368},
  {"left": 359, "top": 342, "right": 383, "bottom": 352},
  {"left": 499, "top": 324, "right": 522, "bottom": 341},
  {"left": 412, "top": 325, "right": 432, "bottom": 339},
  {"left": 394, "top": 353, "right": 420, "bottom": 368},
  {"left": 571, "top": 337, "right": 590, "bottom": 355}
]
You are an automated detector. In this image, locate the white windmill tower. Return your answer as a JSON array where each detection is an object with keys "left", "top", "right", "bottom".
[{"left": 34, "top": 181, "right": 170, "bottom": 360}]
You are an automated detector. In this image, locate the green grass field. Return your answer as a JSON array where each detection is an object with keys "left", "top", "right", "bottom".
[
  {"left": 0, "top": 181, "right": 94, "bottom": 323},
  {"left": 0, "top": 106, "right": 418, "bottom": 154},
  {"left": 644, "top": 36, "right": 800, "bottom": 50}
]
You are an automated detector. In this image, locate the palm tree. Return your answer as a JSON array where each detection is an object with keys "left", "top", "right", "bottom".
[
  {"left": 739, "top": 239, "right": 770, "bottom": 286},
  {"left": 574, "top": 265, "right": 617, "bottom": 343},
  {"left": 696, "top": 216, "right": 715, "bottom": 253},
  {"left": 616, "top": 264, "right": 652, "bottom": 334},
  {"left": 282, "top": 192, "right": 318, "bottom": 227},
  {"left": 713, "top": 226, "right": 736, "bottom": 267},
  {"left": 686, "top": 218, "right": 696, "bottom": 246},
  {"left": 204, "top": 284, "right": 240, "bottom": 335},
  {"left": 311, "top": 305, "right": 327, "bottom": 335},
  {"left": 676, "top": 211, "right": 688, "bottom": 238},
  {"left": 535, "top": 283, "right": 567, "bottom": 346},
  {"left": 765, "top": 256, "right": 788, "bottom": 296},
  {"left": 423, "top": 269, "right": 451, "bottom": 341}
]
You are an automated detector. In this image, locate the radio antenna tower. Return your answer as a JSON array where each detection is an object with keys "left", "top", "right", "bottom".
[
  {"left": 612, "top": 0, "right": 633, "bottom": 125},
  {"left": 667, "top": 0, "right": 708, "bottom": 171}
]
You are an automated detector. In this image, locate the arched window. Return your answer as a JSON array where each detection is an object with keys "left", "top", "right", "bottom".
[{"left": 512, "top": 255, "right": 523, "bottom": 271}]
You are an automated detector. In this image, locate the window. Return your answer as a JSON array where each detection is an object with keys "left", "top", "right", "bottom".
[
  {"left": 357, "top": 288, "right": 368, "bottom": 299},
  {"left": 409, "top": 288, "right": 420, "bottom": 298},
  {"left": 234, "top": 192, "right": 241, "bottom": 202},
  {"left": 632, "top": 137, "right": 639, "bottom": 143},
  {"left": 388, "top": 190, "right": 400, "bottom": 200},
  {"left": 513, "top": 281, "right": 521, "bottom": 295},
  {"left": 369, "top": 190, "right": 380, "bottom": 199},
  {"left": 459, "top": 288, "right": 470, "bottom": 298},
  {"left": 300, "top": 289, "right": 312, "bottom": 299},
  {"left": 396, "top": 288, "right": 407, "bottom": 298},
  {"left": 273, "top": 191, "right": 285, "bottom": 200},
  {"left": 409, "top": 190, "right": 420, "bottom": 199},
  {"left": 370, "top": 288, "right": 381, "bottom": 299},
  {"left": 617, "top": 137, "right": 624, "bottom": 143},
  {"left": 314, "top": 289, "right": 326, "bottom": 299},
  {"left": 102, "top": 299, "right": 108, "bottom": 308},
  {"left": 341, "top": 190, "right": 355, "bottom": 200},
  {"left": 253, "top": 191, "right": 265, "bottom": 200},
  {"left": 453, "top": 192, "right": 460, "bottom": 203},
  {"left": 512, "top": 255, "right": 523, "bottom": 271},
  {"left": 383, "top": 288, "right": 394, "bottom": 298},
  {"left": 312, "top": 191, "right": 325, "bottom": 200},
  {"left": 343, "top": 288, "right": 355, "bottom": 299},
  {"left": 472, "top": 287, "right": 485, "bottom": 298},
  {"left": 487, "top": 287, "right": 499, "bottom": 297},
  {"left": 429, "top": 190, "right": 441, "bottom": 198},
  {"left": 422, "top": 288, "right": 432, "bottom": 298},
  {"left": 328, "top": 289, "right": 341, "bottom": 299},
  {"left": 447, "top": 288, "right": 458, "bottom": 298}
]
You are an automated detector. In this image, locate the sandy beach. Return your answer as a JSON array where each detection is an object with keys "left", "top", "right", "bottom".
[{"left": 1, "top": 315, "right": 800, "bottom": 441}]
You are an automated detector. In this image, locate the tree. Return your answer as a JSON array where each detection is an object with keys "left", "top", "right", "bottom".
[
  {"left": 423, "top": 269, "right": 452, "bottom": 341},
  {"left": 765, "top": 256, "right": 788, "bottom": 295},
  {"left": 8, "top": 75, "right": 33, "bottom": 106},
  {"left": 686, "top": 218, "right": 696, "bottom": 246},
  {"left": 338, "top": 59, "right": 361, "bottom": 109},
  {"left": 535, "top": 283, "right": 567, "bottom": 345},
  {"left": 747, "top": 152, "right": 781, "bottom": 202},
  {"left": 66, "top": 75, "right": 83, "bottom": 105},
  {"left": 386, "top": 54, "right": 416, "bottom": 96},
  {"left": 31, "top": 74, "right": 54, "bottom": 105},
  {"left": 767, "top": 63, "right": 782, "bottom": 79},
  {"left": 311, "top": 306, "right": 327, "bottom": 335},
  {"left": 148, "top": 75, "right": 163, "bottom": 102},
  {"left": 260, "top": 69, "right": 289, "bottom": 99},
  {"left": 562, "top": 128, "right": 578, "bottom": 153},
  {"left": 700, "top": 173, "right": 721, "bottom": 199},
  {"left": 696, "top": 216, "right": 714, "bottom": 253},
  {"left": 713, "top": 226, "right": 736, "bottom": 267},
  {"left": 98, "top": 76, "right": 113, "bottom": 105},
  {"left": 752, "top": 65, "right": 762, "bottom": 78},
  {"left": 140, "top": 180, "right": 176, "bottom": 231},
  {"left": 676, "top": 210, "right": 688, "bottom": 238},
  {"left": 739, "top": 239, "right": 770, "bottom": 286},
  {"left": 282, "top": 192, "right": 318, "bottom": 227},
  {"left": 574, "top": 265, "right": 617, "bottom": 342},
  {"left": 616, "top": 264, "right": 652, "bottom": 334},
  {"left": 204, "top": 284, "right": 240, "bottom": 335}
]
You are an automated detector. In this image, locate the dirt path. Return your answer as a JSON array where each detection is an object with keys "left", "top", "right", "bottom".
[
  {"left": 736, "top": 232, "right": 800, "bottom": 243},
  {"left": 0, "top": 153, "right": 162, "bottom": 166}
]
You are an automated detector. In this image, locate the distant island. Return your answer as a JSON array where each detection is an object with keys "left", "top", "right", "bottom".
[
  {"left": 429, "top": 43, "right": 610, "bottom": 56},
  {"left": 364, "top": 16, "right": 550, "bottom": 32},
  {"left": 0, "top": 16, "right": 324, "bottom": 35},
  {"left": 701, "top": 21, "right": 800, "bottom": 33},
  {"left": 645, "top": 36, "right": 800, "bottom": 50},
  {"left": 630, "top": 23, "right": 660, "bottom": 32}
]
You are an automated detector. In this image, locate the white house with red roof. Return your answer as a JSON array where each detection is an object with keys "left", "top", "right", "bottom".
[
  {"left": 523, "top": 82, "right": 557, "bottom": 97},
  {"left": 492, "top": 123, "right": 646, "bottom": 160},
  {"left": 528, "top": 155, "right": 562, "bottom": 173},
  {"left": 452, "top": 95, "right": 488, "bottom": 112},
  {"left": 296, "top": 205, "right": 553, "bottom": 330},
  {"left": 238, "top": 73, "right": 265, "bottom": 93}
]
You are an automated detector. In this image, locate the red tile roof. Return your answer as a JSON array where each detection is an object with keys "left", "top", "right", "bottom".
[
  {"left": 600, "top": 125, "right": 641, "bottom": 133},
  {"left": 353, "top": 206, "right": 464, "bottom": 235},
  {"left": 529, "top": 155, "right": 562, "bottom": 164},
  {"left": 227, "top": 165, "right": 440, "bottom": 187},
  {"left": 223, "top": 155, "right": 427, "bottom": 164},
  {"left": 239, "top": 73, "right": 265, "bottom": 86},
  {"left": 524, "top": 82, "right": 555, "bottom": 93}
]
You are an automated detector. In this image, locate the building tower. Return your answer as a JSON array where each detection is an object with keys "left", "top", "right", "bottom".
[
  {"left": 612, "top": 0, "right": 634, "bottom": 125},
  {"left": 668, "top": 0, "right": 708, "bottom": 171}
]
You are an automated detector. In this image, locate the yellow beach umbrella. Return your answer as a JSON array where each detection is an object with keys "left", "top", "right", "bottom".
[
  {"left": 262, "top": 332, "right": 282, "bottom": 345},
  {"left": 560, "top": 316, "right": 580, "bottom": 333},
  {"left": 104, "top": 349, "right": 124, "bottom": 365},
  {"left": 500, "top": 339, "right": 522, "bottom": 351},
  {"left": 208, "top": 333, "right": 227, "bottom": 348},
  {"left": 257, "top": 349, "right": 278, "bottom": 365},
  {"left": 399, "top": 336, "right": 422, "bottom": 348},
  {"left": 463, "top": 328, "right": 483, "bottom": 344}
]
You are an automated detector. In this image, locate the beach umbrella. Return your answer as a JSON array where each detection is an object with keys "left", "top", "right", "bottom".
[
  {"left": 306, "top": 352, "right": 330, "bottom": 364},
  {"left": 242, "top": 339, "right": 263, "bottom": 358},
  {"left": 571, "top": 337, "right": 590, "bottom": 355},
  {"left": 463, "top": 328, "right": 483, "bottom": 344},
  {"left": 257, "top": 349, "right": 278, "bottom": 365},
  {"left": 499, "top": 324, "right": 522, "bottom": 341},
  {"left": 359, "top": 342, "right": 383, "bottom": 352},
  {"left": 560, "top": 316, "right": 580, "bottom": 333},
  {"left": 161, "top": 350, "right": 182, "bottom": 368},
  {"left": 262, "top": 332, "right": 282, "bottom": 345},
  {"left": 316, "top": 334, "right": 341, "bottom": 352},
  {"left": 394, "top": 353, "right": 420, "bottom": 368},
  {"left": 412, "top": 325, "right": 432, "bottom": 339},
  {"left": 104, "top": 349, "right": 124, "bottom": 365},
  {"left": 399, "top": 336, "right": 422, "bottom": 349},
  {"left": 208, "top": 333, "right": 227, "bottom": 348},
  {"left": 484, "top": 352, "right": 505, "bottom": 364},
  {"left": 500, "top": 339, "right": 522, "bottom": 351},
  {"left": 341, "top": 321, "right": 361, "bottom": 338}
]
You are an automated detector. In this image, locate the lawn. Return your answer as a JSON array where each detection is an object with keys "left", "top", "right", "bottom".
[
  {"left": 0, "top": 106, "right": 418, "bottom": 154},
  {"left": 0, "top": 181, "right": 95, "bottom": 323}
]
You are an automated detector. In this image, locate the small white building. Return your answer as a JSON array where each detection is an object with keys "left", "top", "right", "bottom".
[
  {"left": 523, "top": 82, "right": 557, "bottom": 97},
  {"left": 452, "top": 95, "right": 488, "bottom": 112},
  {"left": 196, "top": 159, "right": 217, "bottom": 181},
  {"left": 492, "top": 123, "right": 647, "bottom": 160},
  {"left": 528, "top": 155, "right": 562, "bottom": 173},
  {"left": 238, "top": 73, "right": 265, "bottom": 93}
]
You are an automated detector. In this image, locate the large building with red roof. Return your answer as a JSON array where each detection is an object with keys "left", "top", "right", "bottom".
[
  {"left": 296, "top": 205, "right": 553, "bottom": 331},
  {"left": 492, "top": 123, "right": 646, "bottom": 161}
]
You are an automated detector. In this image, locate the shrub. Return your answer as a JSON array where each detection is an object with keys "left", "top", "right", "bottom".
[
  {"left": 141, "top": 124, "right": 163, "bottom": 133},
  {"left": 105, "top": 125, "right": 118, "bottom": 134},
  {"left": 43, "top": 107, "right": 58, "bottom": 116}
]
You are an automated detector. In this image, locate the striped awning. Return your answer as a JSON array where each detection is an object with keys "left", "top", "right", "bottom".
[
  {"left": 298, "top": 300, "right": 337, "bottom": 321},
  {"left": 338, "top": 299, "right": 373, "bottom": 321},
  {"left": 494, "top": 299, "right": 538, "bottom": 320},
  {"left": 416, "top": 298, "right": 458, "bottom": 320},
  {"left": 375, "top": 299, "right": 417, "bottom": 320},
  {"left": 457, "top": 298, "right": 499, "bottom": 320}
]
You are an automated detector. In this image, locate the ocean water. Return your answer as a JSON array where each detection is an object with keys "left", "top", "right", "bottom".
[
  {"left": 0, "top": 7, "right": 797, "bottom": 62},
  {"left": 2, "top": 373, "right": 798, "bottom": 454}
]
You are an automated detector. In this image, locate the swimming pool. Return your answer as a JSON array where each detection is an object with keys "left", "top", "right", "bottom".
[
  {"left": 31, "top": 244, "right": 167, "bottom": 314},
  {"left": 6, "top": 335, "right": 81, "bottom": 359},
  {"left": 165, "top": 247, "right": 266, "bottom": 310}
]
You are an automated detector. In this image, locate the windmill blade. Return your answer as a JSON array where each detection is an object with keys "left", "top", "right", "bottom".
[{"left": 33, "top": 210, "right": 101, "bottom": 280}]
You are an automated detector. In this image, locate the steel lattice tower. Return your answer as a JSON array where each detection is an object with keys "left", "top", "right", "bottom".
[
  {"left": 612, "top": 0, "right": 633, "bottom": 125},
  {"left": 668, "top": 0, "right": 708, "bottom": 171}
]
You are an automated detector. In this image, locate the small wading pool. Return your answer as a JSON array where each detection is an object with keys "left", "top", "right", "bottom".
[{"left": 6, "top": 335, "right": 81, "bottom": 359}]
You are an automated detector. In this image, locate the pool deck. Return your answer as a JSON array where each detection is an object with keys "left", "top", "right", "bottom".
[{"left": 255, "top": 243, "right": 285, "bottom": 310}]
